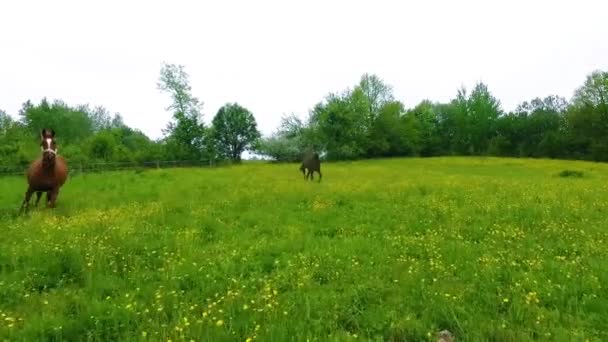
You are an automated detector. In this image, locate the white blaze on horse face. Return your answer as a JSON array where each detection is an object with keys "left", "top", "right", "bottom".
[{"left": 43, "top": 138, "right": 56, "bottom": 154}]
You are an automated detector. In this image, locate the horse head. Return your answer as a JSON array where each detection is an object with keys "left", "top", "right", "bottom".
[{"left": 40, "top": 128, "right": 57, "bottom": 167}]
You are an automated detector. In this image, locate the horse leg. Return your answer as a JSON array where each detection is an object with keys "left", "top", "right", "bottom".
[
  {"left": 317, "top": 169, "right": 322, "bottom": 182},
  {"left": 47, "top": 188, "right": 59, "bottom": 209},
  {"left": 20, "top": 188, "right": 34, "bottom": 211},
  {"left": 34, "top": 192, "right": 42, "bottom": 206}
]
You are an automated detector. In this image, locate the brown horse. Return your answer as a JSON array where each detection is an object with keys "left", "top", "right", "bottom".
[
  {"left": 20, "top": 129, "right": 68, "bottom": 211},
  {"left": 299, "top": 150, "right": 322, "bottom": 182}
]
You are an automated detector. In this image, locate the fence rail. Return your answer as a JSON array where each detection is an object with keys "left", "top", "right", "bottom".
[{"left": 0, "top": 159, "right": 222, "bottom": 177}]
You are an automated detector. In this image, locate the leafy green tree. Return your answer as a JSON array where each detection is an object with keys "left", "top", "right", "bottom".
[
  {"left": 0, "top": 111, "right": 20, "bottom": 165},
  {"left": 406, "top": 100, "right": 442, "bottom": 156},
  {"left": 110, "top": 113, "right": 126, "bottom": 129},
  {"left": 310, "top": 88, "right": 369, "bottom": 160},
  {"left": 0, "top": 110, "right": 11, "bottom": 135},
  {"left": 157, "top": 62, "right": 208, "bottom": 160},
  {"left": 90, "top": 105, "right": 113, "bottom": 131},
  {"left": 87, "top": 131, "right": 118, "bottom": 161},
  {"left": 565, "top": 70, "right": 608, "bottom": 160},
  {"left": 357, "top": 73, "right": 394, "bottom": 125},
  {"left": 572, "top": 70, "right": 608, "bottom": 113},
  {"left": 0, "top": 114, "right": 33, "bottom": 167},
  {"left": 276, "top": 113, "right": 305, "bottom": 139},
  {"left": 121, "top": 127, "right": 161, "bottom": 162},
  {"left": 493, "top": 112, "right": 526, "bottom": 156},
  {"left": 436, "top": 87, "right": 470, "bottom": 154},
  {"left": 212, "top": 103, "right": 261, "bottom": 162},
  {"left": 18, "top": 98, "right": 93, "bottom": 144},
  {"left": 356, "top": 74, "right": 404, "bottom": 157},
  {"left": 256, "top": 135, "right": 302, "bottom": 162},
  {"left": 432, "top": 83, "right": 501, "bottom": 155},
  {"left": 75, "top": 104, "right": 112, "bottom": 132},
  {"left": 467, "top": 82, "right": 502, "bottom": 154},
  {"left": 256, "top": 113, "right": 323, "bottom": 162},
  {"left": 367, "top": 101, "right": 416, "bottom": 157},
  {"left": 514, "top": 95, "right": 567, "bottom": 157}
]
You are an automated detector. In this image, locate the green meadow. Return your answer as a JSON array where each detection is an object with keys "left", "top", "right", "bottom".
[{"left": 1, "top": 157, "right": 607, "bottom": 341}]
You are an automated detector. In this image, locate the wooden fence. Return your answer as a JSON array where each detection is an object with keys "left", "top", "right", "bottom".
[{"left": 0, "top": 159, "right": 221, "bottom": 177}]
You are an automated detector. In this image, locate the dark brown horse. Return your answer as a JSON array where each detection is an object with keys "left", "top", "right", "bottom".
[
  {"left": 20, "top": 129, "right": 68, "bottom": 211},
  {"left": 299, "top": 151, "right": 322, "bottom": 182}
]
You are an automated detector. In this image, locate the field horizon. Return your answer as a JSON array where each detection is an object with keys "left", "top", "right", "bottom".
[{"left": 1, "top": 156, "right": 607, "bottom": 341}]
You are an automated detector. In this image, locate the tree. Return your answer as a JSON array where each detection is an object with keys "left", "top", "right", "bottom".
[
  {"left": 87, "top": 131, "right": 118, "bottom": 161},
  {"left": 110, "top": 113, "right": 126, "bottom": 129},
  {"left": 407, "top": 100, "right": 442, "bottom": 156},
  {"left": 256, "top": 135, "right": 302, "bottom": 162},
  {"left": 277, "top": 113, "right": 305, "bottom": 139},
  {"left": 493, "top": 112, "right": 526, "bottom": 156},
  {"left": 565, "top": 70, "right": 608, "bottom": 160},
  {"left": 0, "top": 112, "right": 32, "bottom": 167},
  {"left": 0, "top": 110, "right": 11, "bottom": 135},
  {"left": 75, "top": 104, "right": 112, "bottom": 132},
  {"left": 310, "top": 89, "right": 369, "bottom": 160},
  {"left": 572, "top": 70, "right": 608, "bottom": 114},
  {"left": 256, "top": 113, "right": 323, "bottom": 162},
  {"left": 467, "top": 82, "right": 502, "bottom": 154},
  {"left": 18, "top": 98, "right": 93, "bottom": 144},
  {"left": 367, "top": 101, "right": 418, "bottom": 157},
  {"left": 212, "top": 103, "right": 261, "bottom": 162},
  {"left": 517, "top": 95, "right": 568, "bottom": 115},
  {"left": 357, "top": 73, "right": 394, "bottom": 123},
  {"left": 513, "top": 95, "right": 567, "bottom": 157},
  {"left": 157, "top": 62, "right": 207, "bottom": 160}
]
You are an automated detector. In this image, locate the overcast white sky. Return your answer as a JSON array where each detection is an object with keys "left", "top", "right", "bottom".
[{"left": 1, "top": 0, "right": 607, "bottom": 140}]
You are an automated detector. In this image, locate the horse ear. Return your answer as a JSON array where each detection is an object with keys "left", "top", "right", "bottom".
[
  {"left": 51, "top": 129, "right": 56, "bottom": 137},
  {"left": 40, "top": 129, "right": 46, "bottom": 139}
]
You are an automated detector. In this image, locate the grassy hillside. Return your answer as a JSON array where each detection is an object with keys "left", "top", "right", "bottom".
[{"left": 1, "top": 157, "right": 607, "bottom": 341}]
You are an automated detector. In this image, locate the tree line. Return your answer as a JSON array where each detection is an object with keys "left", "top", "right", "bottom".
[
  {"left": 1, "top": 64, "right": 607, "bottom": 169},
  {"left": 258, "top": 70, "right": 608, "bottom": 163},
  {"left": 0, "top": 63, "right": 261, "bottom": 168}
]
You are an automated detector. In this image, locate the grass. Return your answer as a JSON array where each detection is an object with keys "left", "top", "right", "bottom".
[
  {"left": 557, "top": 169, "right": 585, "bottom": 178},
  {"left": 1, "top": 156, "right": 607, "bottom": 341}
]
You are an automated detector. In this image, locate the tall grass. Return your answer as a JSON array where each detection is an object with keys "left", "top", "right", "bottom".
[{"left": 1, "top": 157, "right": 607, "bottom": 341}]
